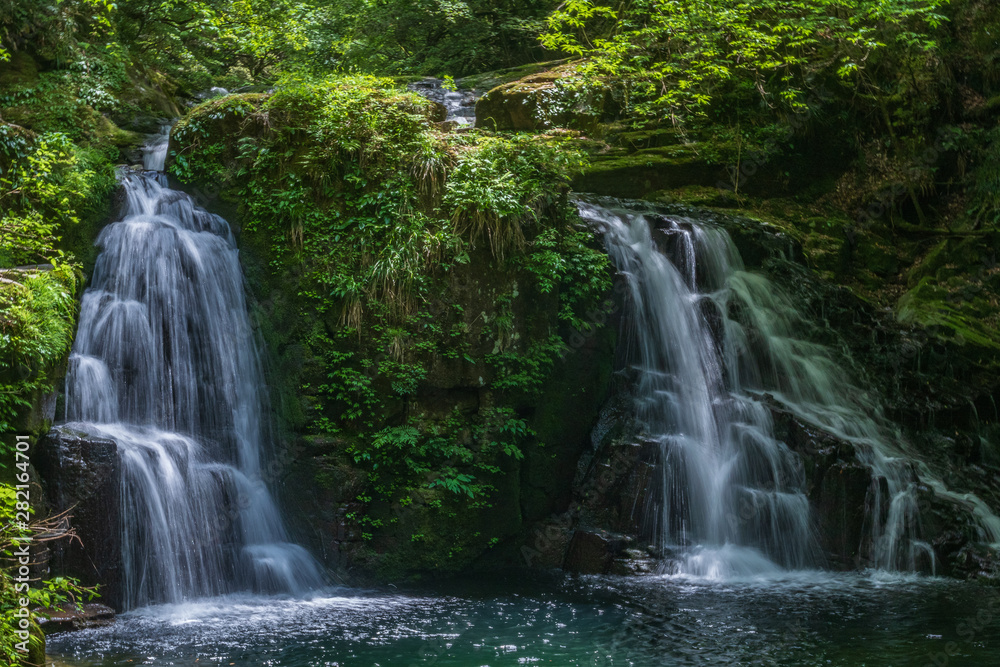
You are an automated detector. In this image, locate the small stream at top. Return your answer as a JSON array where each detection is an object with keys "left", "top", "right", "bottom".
[{"left": 408, "top": 78, "right": 478, "bottom": 127}]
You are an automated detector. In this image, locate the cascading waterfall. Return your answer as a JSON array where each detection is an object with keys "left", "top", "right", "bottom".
[
  {"left": 578, "top": 198, "right": 1000, "bottom": 576},
  {"left": 579, "top": 200, "right": 815, "bottom": 577},
  {"left": 62, "top": 129, "right": 323, "bottom": 609},
  {"left": 141, "top": 123, "right": 171, "bottom": 171}
]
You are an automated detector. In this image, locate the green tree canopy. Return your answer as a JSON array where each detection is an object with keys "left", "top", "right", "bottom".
[{"left": 541, "top": 0, "right": 948, "bottom": 121}]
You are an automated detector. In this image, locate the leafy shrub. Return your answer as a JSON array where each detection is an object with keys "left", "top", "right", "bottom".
[
  {"left": 169, "top": 77, "right": 612, "bottom": 533},
  {"left": 542, "top": 0, "right": 948, "bottom": 120},
  {"left": 1, "top": 483, "right": 98, "bottom": 665}
]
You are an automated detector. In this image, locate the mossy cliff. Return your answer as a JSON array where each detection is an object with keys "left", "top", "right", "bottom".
[
  {"left": 459, "top": 0, "right": 1000, "bottom": 575},
  {"left": 464, "top": 0, "right": 1000, "bottom": 429},
  {"left": 0, "top": 46, "right": 152, "bottom": 662},
  {"left": 166, "top": 77, "right": 616, "bottom": 581}
]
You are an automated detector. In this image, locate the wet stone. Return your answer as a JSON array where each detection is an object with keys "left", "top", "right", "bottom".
[{"left": 36, "top": 603, "right": 116, "bottom": 634}]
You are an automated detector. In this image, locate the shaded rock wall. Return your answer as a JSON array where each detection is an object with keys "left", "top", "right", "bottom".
[
  {"left": 509, "top": 201, "right": 1000, "bottom": 580},
  {"left": 270, "top": 244, "right": 619, "bottom": 582},
  {"left": 162, "top": 86, "right": 620, "bottom": 582},
  {"left": 33, "top": 426, "right": 123, "bottom": 609}
]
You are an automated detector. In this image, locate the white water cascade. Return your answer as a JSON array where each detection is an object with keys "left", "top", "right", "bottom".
[
  {"left": 578, "top": 198, "right": 1000, "bottom": 576},
  {"left": 141, "top": 123, "right": 171, "bottom": 171},
  {"left": 62, "top": 133, "right": 323, "bottom": 609}
]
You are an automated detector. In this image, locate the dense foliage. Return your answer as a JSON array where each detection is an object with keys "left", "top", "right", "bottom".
[
  {"left": 541, "top": 0, "right": 947, "bottom": 120},
  {"left": 331, "top": 0, "right": 557, "bottom": 75},
  {"left": 0, "top": 125, "right": 110, "bottom": 664},
  {"left": 1, "top": 0, "right": 999, "bottom": 606},
  {"left": 168, "top": 78, "right": 611, "bottom": 570},
  {"left": 0, "top": 119, "right": 114, "bottom": 429},
  {"left": 2, "top": 0, "right": 558, "bottom": 97}
]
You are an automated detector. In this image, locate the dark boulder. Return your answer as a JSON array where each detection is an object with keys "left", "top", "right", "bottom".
[
  {"left": 948, "top": 543, "right": 1000, "bottom": 581},
  {"left": 35, "top": 603, "right": 116, "bottom": 634},
  {"left": 563, "top": 529, "right": 633, "bottom": 574},
  {"left": 34, "top": 426, "right": 123, "bottom": 609},
  {"left": 563, "top": 530, "right": 615, "bottom": 574}
]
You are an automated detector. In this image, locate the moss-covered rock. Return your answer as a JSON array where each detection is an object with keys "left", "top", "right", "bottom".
[
  {"left": 475, "top": 63, "right": 624, "bottom": 133},
  {"left": 896, "top": 231, "right": 1000, "bottom": 352},
  {"left": 458, "top": 59, "right": 572, "bottom": 93},
  {"left": 573, "top": 145, "right": 720, "bottom": 198},
  {"left": 167, "top": 77, "right": 617, "bottom": 581},
  {"left": 0, "top": 52, "right": 164, "bottom": 161},
  {"left": 0, "top": 52, "right": 40, "bottom": 89}
]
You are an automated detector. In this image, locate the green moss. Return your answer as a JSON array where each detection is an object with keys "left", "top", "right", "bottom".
[
  {"left": 0, "top": 266, "right": 79, "bottom": 434},
  {"left": 458, "top": 59, "right": 572, "bottom": 92},
  {"left": 0, "top": 54, "right": 146, "bottom": 155},
  {"left": 94, "top": 115, "right": 143, "bottom": 149},
  {"left": 171, "top": 75, "right": 614, "bottom": 579},
  {"left": 613, "top": 126, "right": 686, "bottom": 150},
  {"left": 573, "top": 145, "right": 718, "bottom": 197},
  {"left": 897, "top": 277, "right": 1000, "bottom": 350},
  {"left": 907, "top": 240, "right": 950, "bottom": 287},
  {"left": 0, "top": 52, "right": 40, "bottom": 88}
]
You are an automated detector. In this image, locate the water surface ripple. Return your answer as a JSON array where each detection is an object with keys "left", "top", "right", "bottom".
[{"left": 48, "top": 572, "right": 999, "bottom": 666}]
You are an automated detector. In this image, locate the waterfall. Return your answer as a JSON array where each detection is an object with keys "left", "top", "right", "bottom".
[
  {"left": 578, "top": 198, "right": 1000, "bottom": 576},
  {"left": 141, "top": 123, "right": 171, "bottom": 171},
  {"left": 62, "top": 134, "right": 323, "bottom": 609},
  {"left": 408, "top": 78, "right": 477, "bottom": 127}
]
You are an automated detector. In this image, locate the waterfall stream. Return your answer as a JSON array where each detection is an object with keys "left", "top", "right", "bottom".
[
  {"left": 578, "top": 198, "right": 1000, "bottom": 576},
  {"left": 408, "top": 78, "right": 478, "bottom": 127},
  {"left": 62, "top": 131, "right": 323, "bottom": 609}
]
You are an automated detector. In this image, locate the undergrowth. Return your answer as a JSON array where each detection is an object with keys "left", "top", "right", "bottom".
[{"left": 169, "top": 76, "right": 612, "bottom": 558}]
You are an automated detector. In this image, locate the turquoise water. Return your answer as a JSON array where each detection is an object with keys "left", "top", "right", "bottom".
[{"left": 46, "top": 571, "right": 1000, "bottom": 666}]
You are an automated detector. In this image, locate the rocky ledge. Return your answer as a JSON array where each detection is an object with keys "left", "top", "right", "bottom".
[{"left": 35, "top": 603, "right": 116, "bottom": 634}]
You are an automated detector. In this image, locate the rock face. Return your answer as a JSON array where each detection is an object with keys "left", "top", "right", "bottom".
[
  {"left": 508, "top": 203, "right": 1000, "bottom": 581},
  {"left": 562, "top": 529, "right": 653, "bottom": 575},
  {"left": 34, "top": 426, "right": 122, "bottom": 609},
  {"left": 35, "top": 603, "right": 115, "bottom": 633},
  {"left": 766, "top": 409, "right": 871, "bottom": 569},
  {"left": 275, "top": 247, "right": 620, "bottom": 582},
  {"left": 563, "top": 530, "right": 615, "bottom": 574},
  {"left": 475, "top": 65, "right": 623, "bottom": 132}
]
